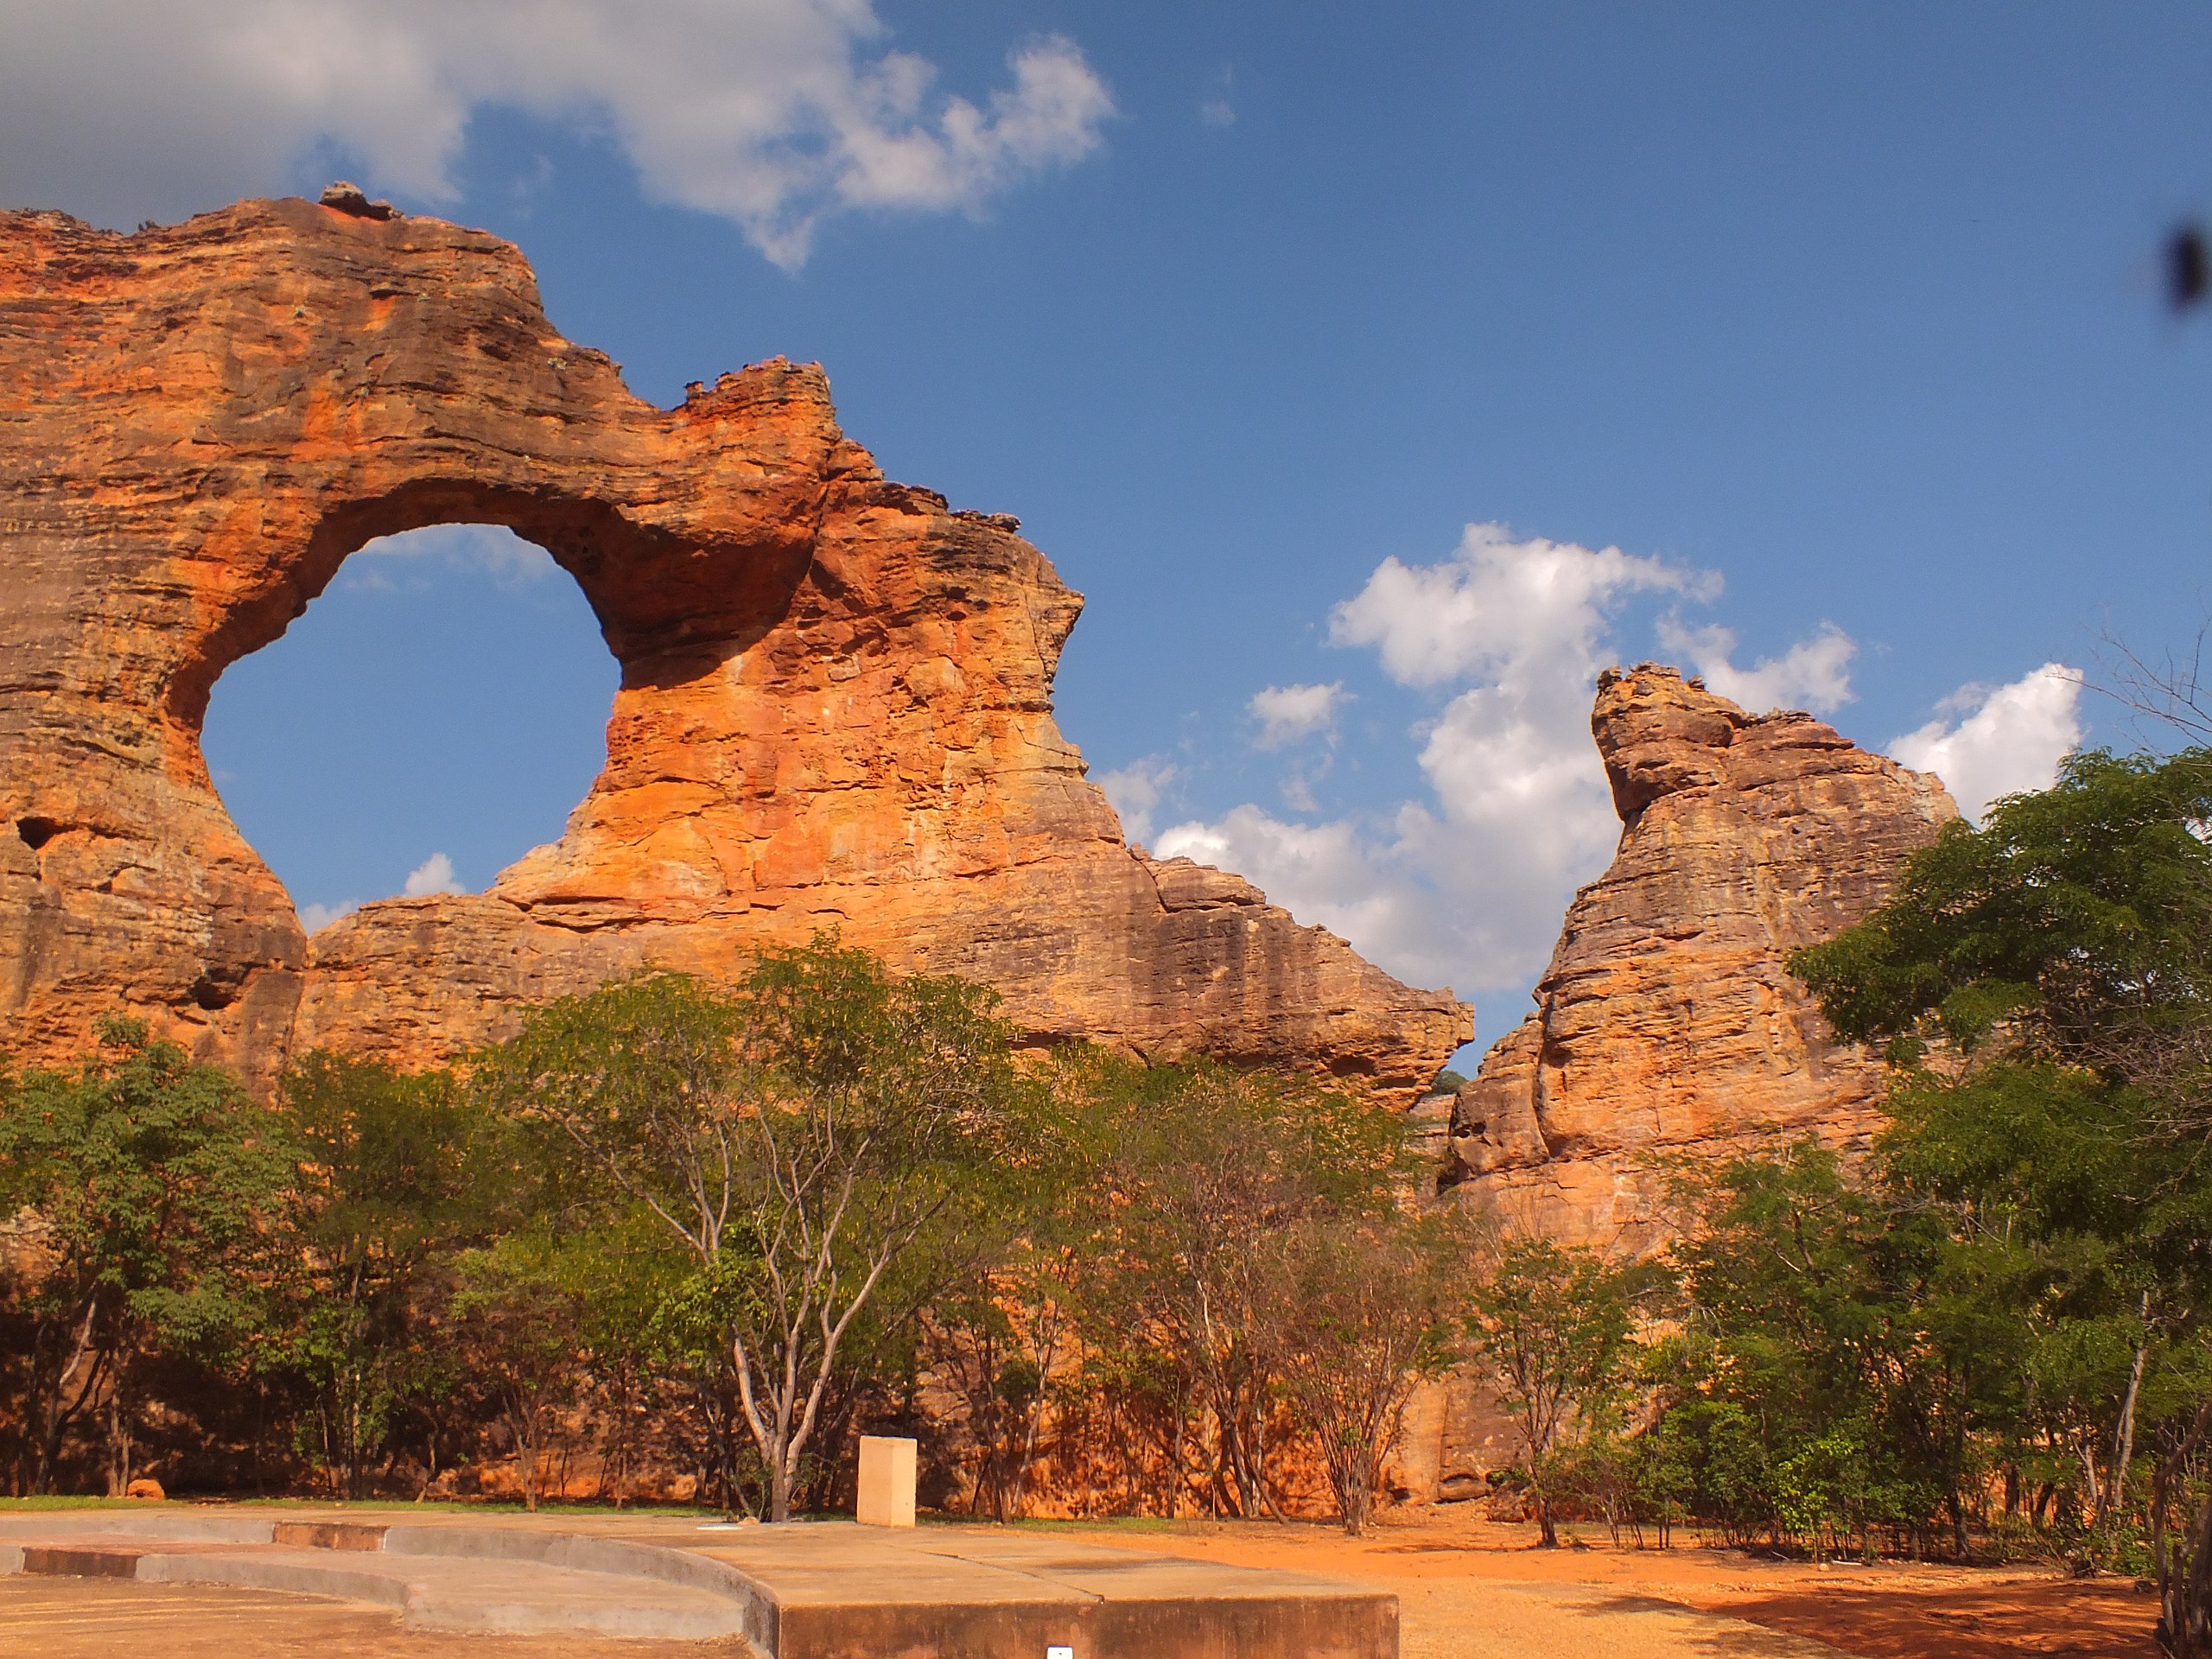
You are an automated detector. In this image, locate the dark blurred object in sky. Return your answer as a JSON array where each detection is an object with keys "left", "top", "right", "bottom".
[{"left": 2169, "top": 223, "right": 2209, "bottom": 311}]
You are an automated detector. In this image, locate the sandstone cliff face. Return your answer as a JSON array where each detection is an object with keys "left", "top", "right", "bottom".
[
  {"left": 0, "top": 195, "right": 1468, "bottom": 1095},
  {"left": 1444, "top": 664, "right": 1956, "bottom": 1248}
]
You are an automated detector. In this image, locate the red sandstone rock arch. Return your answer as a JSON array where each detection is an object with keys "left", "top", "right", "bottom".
[
  {"left": 180, "top": 486, "right": 804, "bottom": 737},
  {"left": 0, "top": 194, "right": 1467, "bottom": 1097}
]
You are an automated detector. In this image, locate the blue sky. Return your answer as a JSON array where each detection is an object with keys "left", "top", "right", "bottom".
[{"left": 10, "top": 3, "right": 2212, "bottom": 1058}]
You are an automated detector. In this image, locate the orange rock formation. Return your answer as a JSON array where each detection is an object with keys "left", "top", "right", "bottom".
[
  {"left": 1444, "top": 664, "right": 1957, "bottom": 1248},
  {"left": 0, "top": 194, "right": 1468, "bottom": 1095}
]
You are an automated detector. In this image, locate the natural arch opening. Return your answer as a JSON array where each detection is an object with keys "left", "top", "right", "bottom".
[{"left": 200, "top": 524, "right": 620, "bottom": 932}]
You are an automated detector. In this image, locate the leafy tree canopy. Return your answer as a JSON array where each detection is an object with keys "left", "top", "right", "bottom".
[
  {"left": 0, "top": 1017, "right": 292, "bottom": 1357},
  {"left": 466, "top": 939, "right": 1049, "bottom": 1520},
  {"left": 1792, "top": 747, "right": 2212, "bottom": 1068},
  {"left": 1790, "top": 745, "right": 2212, "bottom": 1624}
]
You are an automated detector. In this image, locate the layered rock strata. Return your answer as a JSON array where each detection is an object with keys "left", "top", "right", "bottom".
[
  {"left": 0, "top": 194, "right": 1468, "bottom": 1095},
  {"left": 1444, "top": 664, "right": 1957, "bottom": 1249}
]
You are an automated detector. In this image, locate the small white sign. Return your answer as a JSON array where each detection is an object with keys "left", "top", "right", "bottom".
[{"left": 1046, "top": 1648, "right": 1074, "bottom": 1659}]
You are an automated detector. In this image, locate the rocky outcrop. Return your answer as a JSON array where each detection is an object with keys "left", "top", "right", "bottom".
[
  {"left": 1444, "top": 664, "right": 1957, "bottom": 1249},
  {"left": 0, "top": 194, "right": 1468, "bottom": 1096}
]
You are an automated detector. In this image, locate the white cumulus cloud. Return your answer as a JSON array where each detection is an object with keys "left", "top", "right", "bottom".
[
  {"left": 402, "top": 851, "right": 467, "bottom": 897},
  {"left": 1248, "top": 682, "right": 1345, "bottom": 750},
  {"left": 0, "top": 2, "right": 1114, "bottom": 269},
  {"left": 1160, "top": 524, "right": 1716, "bottom": 1001},
  {"left": 1158, "top": 807, "right": 1416, "bottom": 949},
  {"left": 1889, "top": 663, "right": 2083, "bottom": 821},
  {"left": 1150, "top": 523, "right": 1993, "bottom": 1026},
  {"left": 1139, "top": 523, "right": 2088, "bottom": 1055},
  {"left": 1656, "top": 617, "right": 1857, "bottom": 714},
  {"left": 1327, "top": 522, "right": 1714, "bottom": 690},
  {"left": 297, "top": 849, "right": 467, "bottom": 927}
]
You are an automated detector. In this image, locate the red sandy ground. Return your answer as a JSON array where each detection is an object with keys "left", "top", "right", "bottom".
[
  {"left": 0, "top": 1504, "right": 2157, "bottom": 1657},
  {"left": 1065, "top": 1509, "right": 2158, "bottom": 1659}
]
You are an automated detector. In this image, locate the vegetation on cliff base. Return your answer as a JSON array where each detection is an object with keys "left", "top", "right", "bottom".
[
  {"left": 0, "top": 938, "right": 1440, "bottom": 1534},
  {"left": 0, "top": 1020, "right": 290, "bottom": 1497},
  {"left": 1448, "top": 747, "right": 2212, "bottom": 1657},
  {"left": 4, "top": 748, "right": 2209, "bottom": 1614},
  {"left": 469, "top": 953, "right": 1038, "bottom": 1522},
  {"left": 1790, "top": 747, "right": 2212, "bottom": 1655},
  {"left": 1462, "top": 1237, "right": 1656, "bottom": 1547}
]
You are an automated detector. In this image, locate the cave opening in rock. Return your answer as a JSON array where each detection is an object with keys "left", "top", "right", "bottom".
[{"left": 200, "top": 524, "right": 620, "bottom": 933}]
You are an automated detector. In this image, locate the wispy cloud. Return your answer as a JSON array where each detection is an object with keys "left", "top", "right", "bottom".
[
  {"left": 1200, "top": 63, "right": 1236, "bottom": 128},
  {"left": 338, "top": 524, "right": 556, "bottom": 593},
  {"left": 1097, "top": 755, "right": 1180, "bottom": 845},
  {"left": 1247, "top": 682, "right": 1346, "bottom": 750}
]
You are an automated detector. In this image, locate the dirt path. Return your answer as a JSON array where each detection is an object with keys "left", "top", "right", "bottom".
[
  {"left": 1063, "top": 1511, "right": 2158, "bottom": 1659},
  {"left": 1393, "top": 1576, "right": 1846, "bottom": 1657}
]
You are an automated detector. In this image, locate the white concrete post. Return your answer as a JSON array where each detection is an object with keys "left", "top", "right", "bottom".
[{"left": 856, "top": 1434, "right": 917, "bottom": 1527}]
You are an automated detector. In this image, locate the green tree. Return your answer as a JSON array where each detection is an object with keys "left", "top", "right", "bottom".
[
  {"left": 1463, "top": 1237, "right": 1655, "bottom": 1547},
  {"left": 1272, "top": 1213, "right": 1453, "bottom": 1535},
  {"left": 1792, "top": 747, "right": 2212, "bottom": 1638},
  {"left": 474, "top": 941, "right": 1039, "bottom": 1522},
  {"left": 1067, "top": 1053, "right": 1410, "bottom": 1520},
  {"left": 0, "top": 1018, "right": 290, "bottom": 1494},
  {"left": 270, "top": 1052, "right": 488, "bottom": 1497},
  {"left": 1668, "top": 1145, "right": 2005, "bottom": 1558},
  {"left": 448, "top": 1231, "right": 593, "bottom": 1510}
]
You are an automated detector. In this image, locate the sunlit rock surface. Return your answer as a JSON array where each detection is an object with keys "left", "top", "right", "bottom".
[
  {"left": 1445, "top": 664, "right": 1957, "bottom": 1248},
  {"left": 0, "top": 194, "right": 1468, "bottom": 1096}
]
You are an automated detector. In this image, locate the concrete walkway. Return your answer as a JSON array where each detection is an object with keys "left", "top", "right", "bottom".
[
  {"left": 0, "top": 1575, "right": 749, "bottom": 1659},
  {"left": 0, "top": 1508, "right": 1395, "bottom": 1658},
  {"left": 0, "top": 1512, "right": 755, "bottom": 1643}
]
